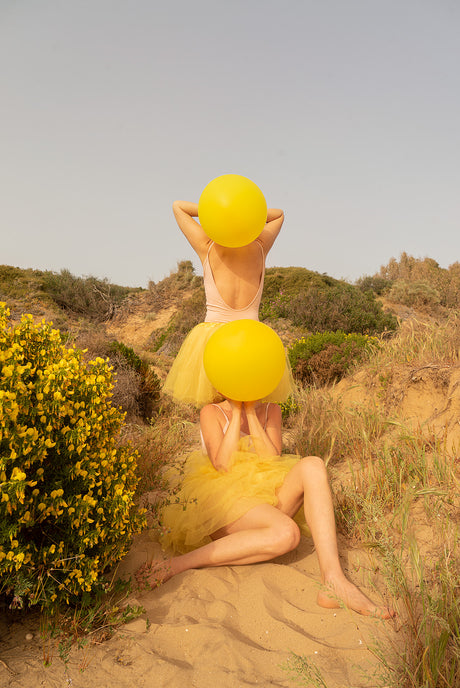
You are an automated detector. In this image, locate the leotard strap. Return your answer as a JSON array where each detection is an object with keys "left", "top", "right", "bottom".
[
  {"left": 263, "top": 402, "right": 271, "bottom": 428},
  {"left": 212, "top": 403, "right": 231, "bottom": 432}
]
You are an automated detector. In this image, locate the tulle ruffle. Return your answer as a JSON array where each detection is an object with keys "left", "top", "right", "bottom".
[
  {"left": 163, "top": 322, "right": 295, "bottom": 407},
  {"left": 159, "top": 436, "right": 303, "bottom": 553}
]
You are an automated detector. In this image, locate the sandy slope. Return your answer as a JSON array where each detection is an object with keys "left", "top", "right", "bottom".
[{"left": 1, "top": 531, "right": 397, "bottom": 688}]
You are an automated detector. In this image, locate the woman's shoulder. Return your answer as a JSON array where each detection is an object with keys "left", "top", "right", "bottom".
[
  {"left": 263, "top": 401, "right": 281, "bottom": 413},
  {"left": 262, "top": 402, "right": 282, "bottom": 423},
  {"left": 200, "top": 402, "right": 228, "bottom": 424}
]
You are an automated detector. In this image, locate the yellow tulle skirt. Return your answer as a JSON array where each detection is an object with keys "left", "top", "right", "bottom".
[
  {"left": 159, "top": 436, "right": 305, "bottom": 554},
  {"left": 163, "top": 322, "right": 295, "bottom": 407}
]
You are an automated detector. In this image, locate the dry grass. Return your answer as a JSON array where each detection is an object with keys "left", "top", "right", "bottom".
[
  {"left": 282, "top": 321, "right": 460, "bottom": 688},
  {"left": 372, "top": 314, "right": 460, "bottom": 367}
]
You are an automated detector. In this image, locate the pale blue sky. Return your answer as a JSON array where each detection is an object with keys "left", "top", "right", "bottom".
[{"left": 1, "top": 0, "right": 459, "bottom": 287}]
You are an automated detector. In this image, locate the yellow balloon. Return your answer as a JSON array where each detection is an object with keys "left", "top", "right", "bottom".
[
  {"left": 203, "top": 320, "right": 286, "bottom": 401},
  {"left": 198, "top": 174, "right": 267, "bottom": 247}
]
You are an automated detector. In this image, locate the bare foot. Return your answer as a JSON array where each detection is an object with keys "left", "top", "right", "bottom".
[
  {"left": 135, "top": 559, "right": 173, "bottom": 592},
  {"left": 317, "top": 575, "right": 395, "bottom": 619}
]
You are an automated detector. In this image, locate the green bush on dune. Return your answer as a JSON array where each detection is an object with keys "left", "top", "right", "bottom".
[
  {"left": 359, "top": 252, "right": 460, "bottom": 311},
  {"left": 288, "top": 330, "right": 378, "bottom": 386},
  {"left": 261, "top": 267, "right": 397, "bottom": 334},
  {"left": 41, "top": 269, "right": 142, "bottom": 322}
]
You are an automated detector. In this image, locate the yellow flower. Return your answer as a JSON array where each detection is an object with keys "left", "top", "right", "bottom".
[
  {"left": 11, "top": 467, "right": 26, "bottom": 481},
  {"left": 50, "top": 488, "right": 64, "bottom": 498}
]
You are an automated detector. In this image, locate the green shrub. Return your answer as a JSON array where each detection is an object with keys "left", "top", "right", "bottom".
[
  {"left": 0, "top": 265, "right": 47, "bottom": 303},
  {"left": 0, "top": 303, "right": 145, "bottom": 610},
  {"left": 278, "top": 395, "right": 300, "bottom": 424},
  {"left": 388, "top": 280, "right": 442, "bottom": 311},
  {"left": 377, "top": 252, "right": 460, "bottom": 309},
  {"left": 355, "top": 274, "right": 392, "bottom": 295},
  {"left": 41, "top": 269, "right": 141, "bottom": 322},
  {"left": 288, "top": 331, "right": 378, "bottom": 386},
  {"left": 287, "top": 286, "right": 397, "bottom": 333},
  {"left": 261, "top": 268, "right": 397, "bottom": 334}
]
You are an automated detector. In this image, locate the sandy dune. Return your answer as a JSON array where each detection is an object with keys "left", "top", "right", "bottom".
[{"left": 1, "top": 528, "right": 396, "bottom": 688}]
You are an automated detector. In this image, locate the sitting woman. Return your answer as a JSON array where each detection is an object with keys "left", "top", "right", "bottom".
[{"left": 138, "top": 397, "right": 394, "bottom": 619}]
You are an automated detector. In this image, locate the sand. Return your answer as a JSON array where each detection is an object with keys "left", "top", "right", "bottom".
[{"left": 0, "top": 527, "right": 397, "bottom": 688}]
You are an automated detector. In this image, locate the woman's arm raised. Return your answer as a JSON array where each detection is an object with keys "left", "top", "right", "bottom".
[
  {"left": 200, "top": 401, "right": 242, "bottom": 471},
  {"left": 257, "top": 209, "right": 284, "bottom": 256},
  {"left": 172, "top": 200, "right": 211, "bottom": 263}
]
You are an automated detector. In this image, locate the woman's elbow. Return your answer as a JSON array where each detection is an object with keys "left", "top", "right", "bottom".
[{"left": 213, "top": 461, "right": 228, "bottom": 473}]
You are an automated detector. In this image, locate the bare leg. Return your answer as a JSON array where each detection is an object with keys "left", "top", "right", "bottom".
[
  {"left": 276, "top": 456, "right": 395, "bottom": 619},
  {"left": 137, "top": 504, "right": 300, "bottom": 589}
]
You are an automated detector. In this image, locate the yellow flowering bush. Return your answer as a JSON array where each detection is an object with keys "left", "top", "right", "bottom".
[{"left": 0, "top": 303, "right": 145, "bottom": 609}]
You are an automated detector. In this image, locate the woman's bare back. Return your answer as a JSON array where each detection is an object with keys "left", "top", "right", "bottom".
[{"left": 206, "top": 242, "right": 264, "bottom": 310}]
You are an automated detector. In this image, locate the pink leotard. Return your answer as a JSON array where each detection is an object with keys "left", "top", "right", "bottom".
[{"left": 203, "top": 241, "right": 265, "bottom": 323}]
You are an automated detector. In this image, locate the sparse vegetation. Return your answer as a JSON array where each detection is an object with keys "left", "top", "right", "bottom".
[
  {"left": 41, "top": 269, "right": 142, "bottom": 322},
  {"left": 148, "top": 260, "right": 204, "bottom": 311},
  {"left": 358, "top": 252, "right": 460, "bottom": 312},
  {"left": 150, "top": 288, "right": 206, "bottom": 354},
  {"left": 282, "top": 319, "right": 460, "bottom": 688}
]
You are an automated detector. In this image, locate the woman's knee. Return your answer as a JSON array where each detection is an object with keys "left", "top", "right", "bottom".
[
  {"left": 269, "top": 517, "right": 301, "bottom": 555},
  {"left": 299, "top": 455, "right": 327, "bottom": 480}
]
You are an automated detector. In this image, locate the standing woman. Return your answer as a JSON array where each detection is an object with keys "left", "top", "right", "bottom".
[{"left": 163, "top": 200, "right": 293, "bottom": 406}]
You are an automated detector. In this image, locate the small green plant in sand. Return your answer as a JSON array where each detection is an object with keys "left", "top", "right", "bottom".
[
  {"left": 39, "top": 577, "right": 145, "bottom": 669},
  {"left": 281, "top": 653, "right": 330, "bottom": 687}
]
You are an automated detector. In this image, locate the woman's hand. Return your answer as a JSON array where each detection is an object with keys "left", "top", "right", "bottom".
[
  {"left": 228, "top": 399, "right": 243, "bottom": 412},
  {"left": 244, "top": 401, "right": 282, "bottom": 457}
]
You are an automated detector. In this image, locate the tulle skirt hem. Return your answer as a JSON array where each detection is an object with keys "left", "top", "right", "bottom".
[
  {"left": 163, "top": 322, "right": 295, "bottom": 407},
  {"left": 159, "top": 445, "right": 305, "bottom": 554}
]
